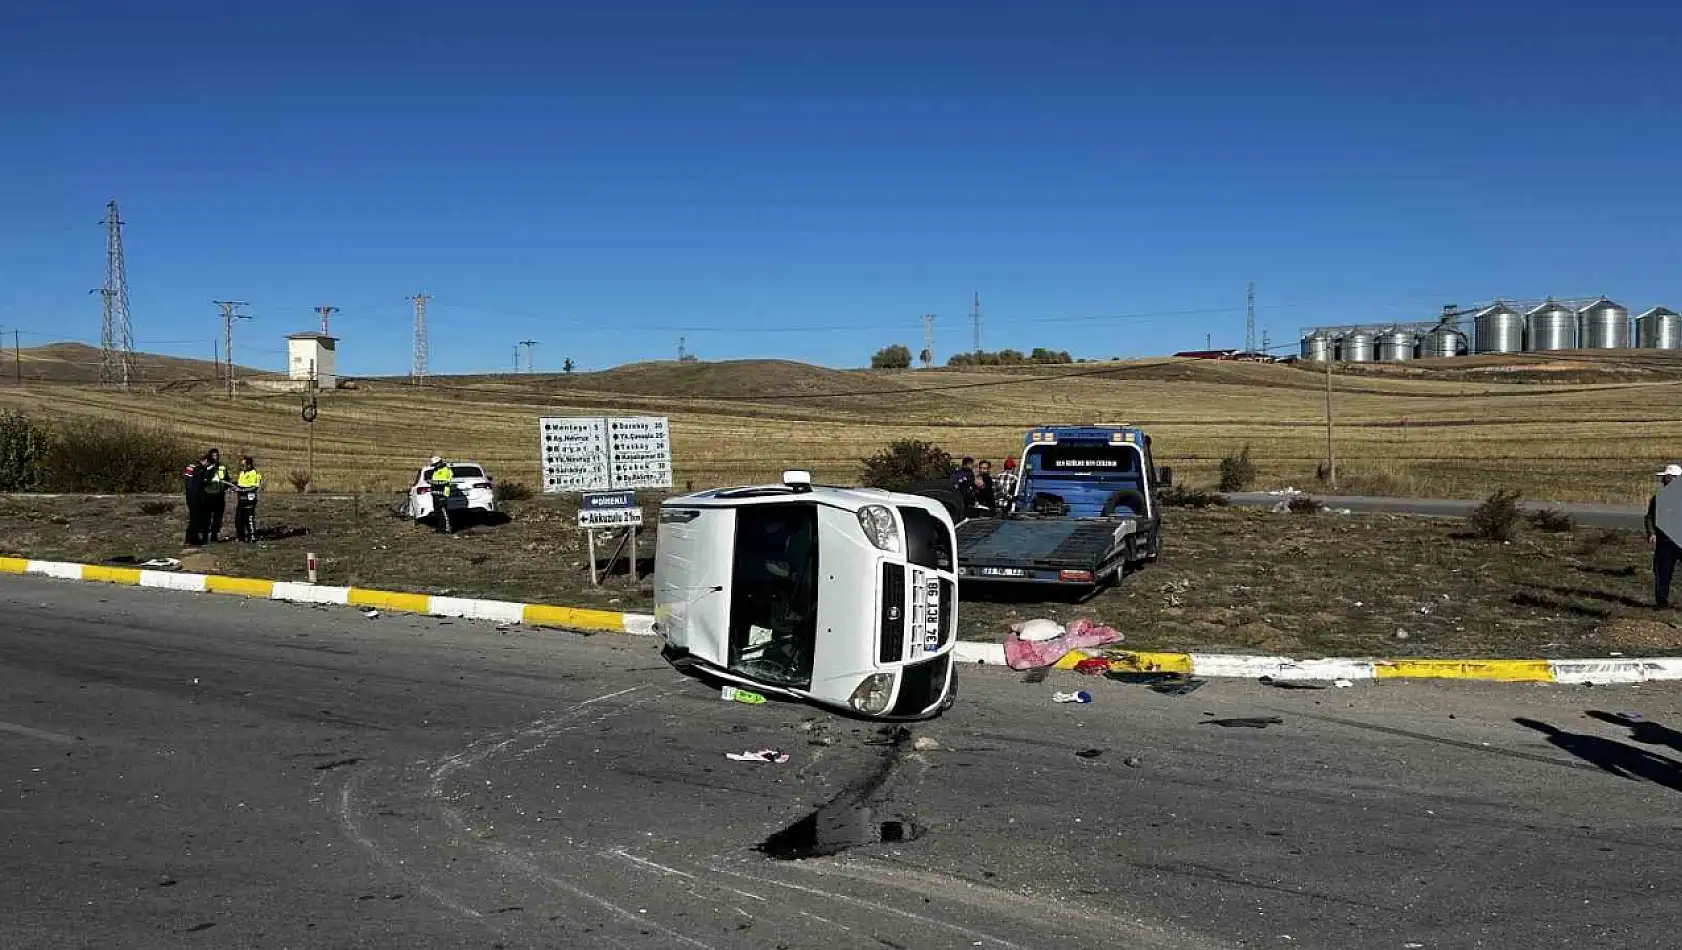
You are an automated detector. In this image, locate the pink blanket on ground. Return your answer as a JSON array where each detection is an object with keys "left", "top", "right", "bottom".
[{"left": 1003, "top": 619, "right": 1123, "bottom": 670}]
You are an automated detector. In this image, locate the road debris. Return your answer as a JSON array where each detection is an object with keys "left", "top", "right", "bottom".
[
  {"left": 726, "top": 749, "right": 790, "bottom": 763},
  {"left": 912, "top": 736, "right": 940, "bottom": 752},
  {"left": 1123, "top": 756, "right": 1142, "bottom": 768},
  {"left": 1150, "top": 678, "right": 1206, "bottom": 696},
  {"left": 1259, "top": 676, "right": 1327, "bottom": 691},
  {"left": 1206, "top": 716, "right": 1284, "bottom": 729},
  {"left": 1052, "top": 690, "right": 1094, "bottom": 704},
  {"left": 1073, "top": 657, "right": 1112, "bottom": 675},
  {"left": 720, "top": 685, "right": 766, "bottom": 705},
  {"left": 1075, "top": 748, "right": 1105, "bottom": 759},
  {"left": 362, "top": 609, "right": 380, "bottom": 619},
  {"left": 1334, "top": 679, "right": 1354, "bottom": 688},
  {"left": 1015, "top": 618, "right": 1065, "bottom": 642},
  {"left": 1005, "top": 618, "right": 1123, "bottom": 670}
]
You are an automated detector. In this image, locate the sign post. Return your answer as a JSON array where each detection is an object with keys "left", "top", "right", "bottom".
[
  {"left": 578, "top": 490, "right": 645, "bottom": 586},
  {"left": 541, "top": 417, "right": 672, "bottom": 585}
]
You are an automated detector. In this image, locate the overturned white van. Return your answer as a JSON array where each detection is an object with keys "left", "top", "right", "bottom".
[{"left": 654, "top": 472, "right": 958, "bottom": 719}]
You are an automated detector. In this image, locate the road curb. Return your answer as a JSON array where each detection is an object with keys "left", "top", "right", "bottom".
[
  {"left": 4, "top": 556, "right": 1679, "bottom": 683},
  {"left": 0, "top": 556, "right": 649, "bottom": 636},
  {"left": 950, "top": 642, "right": 1682, "bottom": 685}
]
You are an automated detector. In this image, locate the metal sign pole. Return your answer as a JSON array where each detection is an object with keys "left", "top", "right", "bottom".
[
  {"left": 587, "top": 528, "right": 599, "bottom": 586},
  {"left": 630, "top": 525, "right": 638, "bottom": 583}
]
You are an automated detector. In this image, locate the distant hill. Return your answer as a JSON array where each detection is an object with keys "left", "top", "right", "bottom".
[{"left": 9, "top": 343, "right": 268, "bottom": 384}]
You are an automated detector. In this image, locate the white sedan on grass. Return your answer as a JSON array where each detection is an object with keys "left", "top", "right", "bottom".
[{"left": 407, "top": 461, "right": 498, "bottom": 524}]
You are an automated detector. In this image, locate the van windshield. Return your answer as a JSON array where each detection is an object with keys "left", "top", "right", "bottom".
[
  {"left": 727, "top": 503, "right": 819, "bottom": 689},
  {"left": 1026, "top": 444, "right": 1141, "bottom": 476}
]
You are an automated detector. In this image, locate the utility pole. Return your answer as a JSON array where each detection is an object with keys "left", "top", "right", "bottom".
[
  {"left": 513, "top": 346, "right": 520, "bottom": 374},
  {"left": 1206, "top": 332, "right": 1212, "bottom": 350},
  {"left": 1245, "top": 281, "right": 1257, "bottom": 355},
  {"left": 13, "top": 329, "right": 19, "bottom": 385},
  {"left": 518, "top": 339, "right": 538, "bottom": 374},
  {"left": 970, "top": 292, "right": 982, "bottom": 354},
  {"left": 921, "top": 314, "right": 936, "bottom": 368},
  {"left": 408, "top": 293, "right": 430, "bottom": 386},
  {"left": 314, "top": 304, "right": 339, "bottom": 336},
  {"left": 213, "top": 300, "right": 251, "bottom": 397},
  {"left": 98, "top": 201, "right": 135, "bottom": 389},
  {"left": 1324, "top": 353, "right": 1338, "bottom": 490},
  {"left": 1262, "top": 329, "right": 1271, "bottom": 354}
]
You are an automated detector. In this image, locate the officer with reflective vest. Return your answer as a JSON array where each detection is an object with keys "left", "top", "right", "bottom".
[
  {"left": 234, "top": 455, "right": 263, "bottom": 543},
  {"left": 201, "top": 450, "right": 232, "bottom": 542},
  {"left": 425, "top": 456, "right": 456, "bottom": 534}
]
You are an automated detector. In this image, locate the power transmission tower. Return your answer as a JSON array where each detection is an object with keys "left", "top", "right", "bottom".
[
  {"left": 921, "top": 314, "right": 936, "bottom": 368},
  {"left": 1262, "top": 329, "right": 1272, "bottom": 354},
  {"left": 213, "top": 300, "right": 250, "bottom": 396},
  {"left": 677, "top": 336, "right": 688, "bottom": 362},
  {"left": 99, "top": 201, "right": 135, "bottom": 388},
  {"left": 970, "top": 292, "right": 982, "bottom": 354},
  {"left": 518, "top": 339, "right": 538, "bottom": 373},
  {"left": 314, "top": 305, "right": 339, "bottom": 336},
  {"left": 513, "top": 346, "right": 520, "bottom": 374},
  {"left": 408, "top": 293, "right": 430, "bottom": 385},
  {"left": 1245, "top": 282, "right": 1256, "bottom": 354}
]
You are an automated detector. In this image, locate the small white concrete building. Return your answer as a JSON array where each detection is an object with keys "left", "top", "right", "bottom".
[{"left": 287, "top": 333, "right": 338, "bottom": 389}]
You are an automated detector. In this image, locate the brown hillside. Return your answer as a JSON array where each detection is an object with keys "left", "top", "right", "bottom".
[{"left": 10, "top": 343, "right": 268, "bottom": 384}]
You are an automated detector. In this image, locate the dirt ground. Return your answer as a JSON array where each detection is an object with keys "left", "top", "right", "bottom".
[{"left": 1, "top": 494, "right": 1677, "bottom": 658}]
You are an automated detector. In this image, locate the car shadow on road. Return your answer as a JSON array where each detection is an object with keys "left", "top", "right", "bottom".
[
  {"left": 1514, "top": 717, "right": 1682, "bottom": 793},
  {"left": 1586, "top": 711, "right": 1682, "bottom": 755}
]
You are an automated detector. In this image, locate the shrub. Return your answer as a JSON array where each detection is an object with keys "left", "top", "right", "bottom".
[
  {"left": 288, "top": 470, "right": 312, "bottom": 493},
  {"left": 1218, "top": 444, "right": 1257, "bottom": 492},
  {"left": 1529, "top": 507, "right": 1574, "bottom": 533},
  {"left": 870, "top": 345, "right": 914, "bottom": 370},
  {"left": 494, "top": 480, "right": 534, "bottom": 503},
  {"left": 137, "top": 500, "right": 175, "bottom": 517},
  {"left": 40, "top": 418, "right": 193, "bottom": 493},
  {"left": 1470, "top": 489, "right": 1523, "bottom": 541},
  {"left": 860, "top": 440, "right": 953, "bottom": 491},
  {"left": 1287, "top": 495, "right": 1321, "bottom": 515},
  {"left": 0, "top": 410, "right": 53, "bottom": 492},
  {"left": 1160, "top": 485, "right": 1230, "bottom": 508}
]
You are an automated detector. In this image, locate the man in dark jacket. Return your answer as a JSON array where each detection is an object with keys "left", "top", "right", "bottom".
[
  {"left": 952, "top": 456, "right": 977, "bottom": 515},
  {"left": 182, "top": 449, "right": 217, "bottom": 545},
  {"left": 201, "top": 449, "right": 230, "bottom": 542},
  {"left": 1646, "top": 464, "right": 1681, "bottom": 608}
]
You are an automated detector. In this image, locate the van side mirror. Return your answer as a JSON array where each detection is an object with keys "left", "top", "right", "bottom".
[{"left": 1157, "top": 466, "right": 1174, "bottom": 488}]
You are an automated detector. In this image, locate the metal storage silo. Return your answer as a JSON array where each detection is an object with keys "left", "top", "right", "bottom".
[
  {"left": 1578, "top": 298, "right": 1631, "bottom": 349},
  {"left": 1340, "top": 329, "right": 1375, "bottom": 362},
  {"left": 1420, "top": 324, "right": 1467, "bottom": 359},
  {"left": 1525, "top": 300, "right": 1577, "bottom": 351},
  {"left": 1637, "top": 307, "right": 1682, "bottom": 349},
  {"left": 1473, "top": 303, "right": 1524, "bottom": 353},
  {"left": 1378, "top": 328, "right": 1417, "bottom": 361},
  {"left": 1300, "top": 332, "right": 1333, "bottom": 361}
]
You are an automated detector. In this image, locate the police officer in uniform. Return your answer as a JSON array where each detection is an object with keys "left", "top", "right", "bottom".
[
  {"left": 235, "top": 455, "right": 263, "bottom": 542},
  {"left": 182, "top": 451, "right": 211, "bottom": 545},
  {"left": 426, "top": 456, "right": 456, "bottom": 534}
]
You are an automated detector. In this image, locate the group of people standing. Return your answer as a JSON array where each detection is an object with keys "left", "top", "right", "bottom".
[
  {"left": 182, "top": 448, "right": 263, "bottom": 546},
  {"left": 951, "top": 455, "right": 1021, "bottom": 517}
]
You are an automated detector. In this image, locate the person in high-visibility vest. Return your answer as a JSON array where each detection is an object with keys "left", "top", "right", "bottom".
[
  {"left": 427, "top": 458, "right": 456, "bottom": 534},
  {"left": 202, "top": 449, "right": 232, "bottom": 542},
  {"left": 234, "top": 455, "right": 263, "bottom": 543}
]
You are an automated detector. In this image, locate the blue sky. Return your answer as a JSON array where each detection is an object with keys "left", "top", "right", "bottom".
[{"left": 2, "top": 0, "right": 1678, "bottom": 375}]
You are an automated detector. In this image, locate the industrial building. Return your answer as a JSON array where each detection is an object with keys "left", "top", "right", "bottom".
[{"left": 1298, "top": 297, "right": 1681, "bottom": 362}]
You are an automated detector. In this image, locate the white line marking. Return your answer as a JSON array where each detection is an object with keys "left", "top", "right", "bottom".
[
  {"left": 0, "top": 720, "right": 77, "bottom": 744},
  {"left": 335, "top": 774, "right": 483, "bottom": 920}
]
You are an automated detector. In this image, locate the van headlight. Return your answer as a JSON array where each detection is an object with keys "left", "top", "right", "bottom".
[
  {"left": 849, "top": 672, "right": 896, "bottom": 715},
  {"left": 857, "top": 506, "right": 902, "bottom": 553}
]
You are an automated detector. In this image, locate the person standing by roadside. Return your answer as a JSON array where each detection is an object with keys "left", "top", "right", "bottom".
[
  {"left": 1647, "top": 464, "right": 1682, "bottom": 608},
  {"left": 951, "top": 456, "right": 977, "bottom": 516},
  {"left": 995, "top": 456, "right": 1022, "bottom": 514},
  {"left": 234, "top": 456, "right": 263, "bottom": 543},
  {"left": 428, "top": 458, "right": 457, "bottom": 534},
  {"left": 976, "top": 459, "right": 998, "bottom": 514},
  {"left": 181, "top": 449, "right": 215, "bottom": 546},
  {"left": 200, "top": 448, "right": 230, "bottom": 543}
]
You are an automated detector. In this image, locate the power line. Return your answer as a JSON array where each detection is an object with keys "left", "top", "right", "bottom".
[
  {"left": 409, "top": 293, "right": 431, "bottom": 386},
  {"left": 213, "top": 300, "right": 251, "bottom": 396}
]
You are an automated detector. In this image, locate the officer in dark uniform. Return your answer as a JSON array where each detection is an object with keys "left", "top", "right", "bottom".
[
  {"left": 182, "top": 449, "right": 216, "bottom": 545},
  {"left": 201, "top": 448, "right": 230, "bottom": 542}
]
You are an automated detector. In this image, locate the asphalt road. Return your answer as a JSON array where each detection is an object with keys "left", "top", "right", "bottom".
[
  {"left": 1226, "top": 492, "right": 1647, "bottom": 531},
  {"left": 5, "top": 576, "right": 1682, "bottom": 949}
]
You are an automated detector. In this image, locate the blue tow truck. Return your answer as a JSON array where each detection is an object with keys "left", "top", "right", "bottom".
[{"left": 926, "top": 425, "right": 1168, "bottom": 592}]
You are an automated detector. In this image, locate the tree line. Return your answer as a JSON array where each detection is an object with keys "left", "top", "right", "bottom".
[{"left": 870, "top": 345, "right": 1074, "bottom": 369}]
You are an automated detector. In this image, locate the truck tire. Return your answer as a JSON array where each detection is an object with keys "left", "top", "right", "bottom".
[{"left": 1101, "top": 489, "right": 1148, "bottom": 518}]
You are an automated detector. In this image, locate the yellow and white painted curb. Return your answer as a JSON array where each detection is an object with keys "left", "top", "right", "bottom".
[
  {"left": 5, "top": 555, "right": 1681, "bottom": 684},
  {"left": 0, "top": 556, "right": 653, "bottom": 636},
  {"left": 949, "top": 642, "right": 1682, "bottom": 686}
]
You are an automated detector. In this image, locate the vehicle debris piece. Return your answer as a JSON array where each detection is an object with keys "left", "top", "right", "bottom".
[
  {"left": 1122, "top": 756, "right": 1143, "bottom": 768},
  {"left": 1075, "top": 748, "right": 1105, "bottom": 759},
  {"left": 1052, "top": 690, "right": 1093, "bottom": 704},
  {"left": 720, "top": 685, "right": 767, "bottom": 705},
  {"left": 1005, "top": 618, "right": 1123, "bottom": 670},
  {"left": 1334, "top": 679, "right": 1354, "bottom": 688},
  {"left": 362, "top": 609, "right": 379, "bottom": 619},
  {"left": 1205, "top": 716, "right": 1284, "bottom": 729},
  {"left": 912, "top": 736, "right": 940, "bottom": 752},
  {"left": 1259, "top": 676, "right": 1327, "bottom": 691},
  {"left": 1149, "top": 678, "right": 1205, "bottom": 696},
  {"left": 1074, "top": 657, "right": 1112, "bottom": 675},
  {"left": 726, "top": 748, "right": 789, "bottom": 763}
]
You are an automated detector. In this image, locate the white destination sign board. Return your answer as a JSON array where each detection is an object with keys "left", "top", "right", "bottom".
[{"left": 539, "top": 415, "right": 673, "bottom": 493}]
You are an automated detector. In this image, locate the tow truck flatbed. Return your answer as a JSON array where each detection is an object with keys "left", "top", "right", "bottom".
[{"left": 954, "top": 515, "right": 1141, "bottom": 586}]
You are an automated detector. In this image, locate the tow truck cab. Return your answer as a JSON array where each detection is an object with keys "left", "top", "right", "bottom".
[
  {"left": 1017, "top": 425, "right": 1159, "bottom": 519},
  {"left": 654, "top": 472, "right": 958, "bottom": 720}
]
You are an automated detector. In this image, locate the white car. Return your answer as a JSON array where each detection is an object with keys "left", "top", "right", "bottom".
[{"left": 407, "top": 461, "right": 498, "bottom": 524}]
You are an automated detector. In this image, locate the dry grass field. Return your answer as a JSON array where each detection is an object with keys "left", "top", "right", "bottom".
[{"left": 5, "top": 347, "right": 1682, "bottom": 502}]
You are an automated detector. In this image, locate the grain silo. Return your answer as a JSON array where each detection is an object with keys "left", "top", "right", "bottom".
[
  {"left": 1378, "top": 328, "right": 1418, "bottom": 361},
  {"left": 1420, "top": 323, "right": 1467, "bottom": 359},
  {"left": 1473, "top": 302, "right": 1524, "bottom": 353},
  {"left": 1637, "top": 307, "right": 1682, "bottom": 349},
  {"left": 1340, "top": 329, "right": 1376, "bottom": 362},
  {"left": 1578, "top": 297, "right": 1631, "bottom": 349},
  {"left": 1525, "top": 300, "right": 1577, "bottom": 351},
  {"left": 1300, "top": 332, "right": 1333, "bottom": 361}
]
